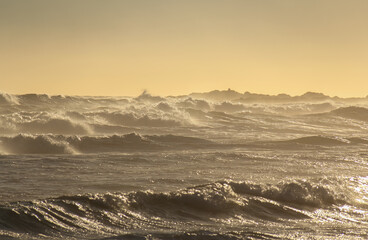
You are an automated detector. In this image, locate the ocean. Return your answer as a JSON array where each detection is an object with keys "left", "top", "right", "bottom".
[{"left": 0, "top": 90, "right": 367, "bottom": 239}]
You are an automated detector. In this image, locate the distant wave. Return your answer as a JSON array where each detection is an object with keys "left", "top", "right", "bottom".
[
  {"left": 1, "top": 90, "right": 368, "bottom": 140},
  {"left": 98, "top": 231, "right": 280, "bottom": 240},
  {"left": 284, "top": 136, "right": 350, "bottom": 146},
  {"left": 214, "top": 101, "right": 245, "bottom": 113},
  {"left": 2, "top": 133, "right": 367, "bottom": 154},
  {"left": 250, "top": 135, "right": 368, "bottom": 149},
  {"left": 1, "top": 90, "right": 367, "bottom": 107},
  {"left": 0, "top": 134, "right": 75, "bottom": 154},
  {"left": 95, "top": 112, "right": 182, "bottom": 127},
  {"left": 190, "top": 89, "right": 368, "bottom": 103},
  {"left": 0, "top": 179, "right": 348, "bottom": 237},
  {"left": 18, "top": 93, "right": 53, "bottom": 103},
  {"left": 176, "top": 98, "right": 211, "bottom": 111},
  {"left": 0, "top": 92, "right": 19, "bottom": 105},
  {"left": 1, "top": 111, "right": 187, "bottom": 136},
  {"left": 0, "top": 133, "right": 216, "bottom": 154},
  {"left": 19, "top": 118, "right": 92, "bottom": 135},
  {"left": 134, "top": 90, "right": 165, "bottom": 103},
  {"left": 330, "top": 106, "right": 368, "bottom": 122}
]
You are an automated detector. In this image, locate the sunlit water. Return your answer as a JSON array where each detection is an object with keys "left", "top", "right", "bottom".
[{"left": 0, "top": 91, "right": 368, "bottom": 239}]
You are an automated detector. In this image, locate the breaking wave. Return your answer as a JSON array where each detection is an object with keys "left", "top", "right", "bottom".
[
  {"left": 134, "top": 90, "right": 165, "bottom": 103},
  {"left": 0, "top": 134, "right": 75, "bottom": 154},
  {"left": 0, "top": 179, "right": 348, "bottom": 238},
  {"left": 226, "top": 180, "right": 345, "bottom": 208},
  {"left": 1, "top": 90, "right": 368, "bottom": 139},
  {"left": 0, "top": 92, "right": 19, "bottom": 105}
]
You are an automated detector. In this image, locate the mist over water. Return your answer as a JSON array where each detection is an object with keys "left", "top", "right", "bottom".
[{"left": 1, "top": 90, "right": 368, "bottom": 239}]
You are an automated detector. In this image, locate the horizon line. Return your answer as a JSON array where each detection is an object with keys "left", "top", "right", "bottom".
[{"left": 1, "top": 89, "right": 368, "bottom": 99}]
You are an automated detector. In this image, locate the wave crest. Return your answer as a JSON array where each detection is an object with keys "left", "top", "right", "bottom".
[
  {"left": 228, "top": 180, "right": 344, "bottom": 208},
  {"left": 0, "top": 134, "right": 75, "bottom": 154},
  {"left": 0, "top": 92, "right": 19, "bottom": 105}
]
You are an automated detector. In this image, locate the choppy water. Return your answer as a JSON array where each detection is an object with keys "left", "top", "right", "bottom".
[{"left": 1, "top": 90, "right": 368, "bottom": 239}]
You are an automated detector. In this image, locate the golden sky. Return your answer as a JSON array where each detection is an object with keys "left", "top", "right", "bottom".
[{"left": 1, "top": 0, "right": 368, "bottom": 97}]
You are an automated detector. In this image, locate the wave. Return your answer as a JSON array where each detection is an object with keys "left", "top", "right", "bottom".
[
  {"left": 330, "top": 106, "right": 368, "bottom": 122},
  {"left": 99, "top": 230, "right": 281, "bottom": 240},
  {"left": 95, "top": 112, "right": 182, "bottom": 127},
  {"left": 214, "top": 102, "right": 245, "bottom": 113},
  {"left": 190, "top": 89, "right": 367, "bottom": 103},
  {"left": 0, "top": 92, "right": 19, "bottom": 105},
  {"left": 17, "top": 94, "right": 83, "bottom": 105},
  {"left": 176, "top": 98, "right": 211, "bottom": 111},
  {"left": 283, "top": 136, "right": 350, "bottom": 146},
  {"left": 14, "top": 94, "right": 129, "bottom": 110},
  {"left": 19, "top": 94, "right": 52, "bottom": 102},
  {"left": 0, "top": 133, "right": 216, "bottom": 154},
  {"left": 156, "top": 102, "right": 174, "bottom": 112},
  {"left": 1, "top": 91, "right": 368, "bottom": 140},
  {"left": 1, "top": 91, "right": 367, "bottom": 111},
  {"left": 227, "top": 180, "right": 345, "bottom": 208},
  {"left": 250, "top": 135, "right": 368, "bottom": 149},
  {"left": 0, "top": 134, "right": 75, "bottom": 154},
  {"left": 348, "top": 137, "right": 368, "bottom": 144},
  {"left": 66, "top": 134, "right": 163, "bottom": 153},
  {"left": 18, "top": 118, "right": 92, "bottom": 135},
  {"left": 90, "top": 124, "right": 137, "bottom": 135},
  {"left": 0, "top": 179, "right": 347, "bottom": 237},
  {"left": 65, "top": 111, "right": 88, "bottom": 121},
  {"left": 134, "top": 90, "right": 165, "bottom": 103},
  {"left": 0, "top": 110, "right": 186, "bottom": 136},
  {"left": 264, "top": 102, "right": 336, "bottom": 115},
  {"left": 2, "top": 133, "right": 367, "bottom": 154}
]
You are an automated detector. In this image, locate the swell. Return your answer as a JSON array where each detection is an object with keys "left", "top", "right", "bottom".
[
  {"left": 310, "top": 106, "right": 368, "bottom": 122},
  {"left": 0, "top": 133, "right": 216, "bottom": 154},
  {"left": 330, "top": 106, "right": 368, "bottom": 121},
  {"left": 257, "top": 135, "right": 368, "bottom": 148},
  {"left": 0, "top": 180, "right": 348, "bottom": 236},
  {"left": 283, "top": 136, "right": 350, "bottom": 146},
  {"left": 2, "top": 134, "right": 368, "bottom": 154}
]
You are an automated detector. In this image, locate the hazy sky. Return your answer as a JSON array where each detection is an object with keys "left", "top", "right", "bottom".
[{"left": 1, "top": 0, "right": 368, "bottom": 97}]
